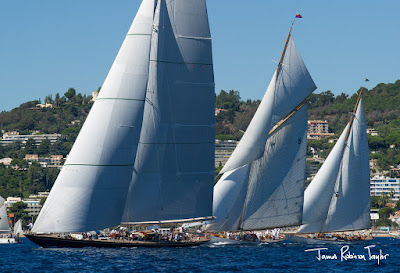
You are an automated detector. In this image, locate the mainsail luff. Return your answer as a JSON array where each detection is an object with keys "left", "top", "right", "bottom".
[
  {"left": 32, "top": 0, "right": 156, "bottom": 233},
  {"left": 299, "top": 97, "right": 370, "bottom": 233},
  {"left": 122, "top": 0, "right": 215, "bottom": 223}
]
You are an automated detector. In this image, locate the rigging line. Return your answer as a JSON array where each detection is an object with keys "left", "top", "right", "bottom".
[{"left": 268, "top": 95, "right": 310, "bottom": 136}]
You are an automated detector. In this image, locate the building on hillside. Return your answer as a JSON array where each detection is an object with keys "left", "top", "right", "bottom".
[
  {"left": 0, "top": 131, "right": 62, "bottom": 146},
  {"left": 36, "top": 103, "right": 54, "bottom": 109},
  {"left": 215, "top": 140, "right": 238, "bottom": 167},
  {"left": 367, "top": 128, "right": 378, "bottom": 136},
  {"left": 370, "top": 176, "right": 400, "bottom": 201},
  {"left": 0, "top": 158, "right": 13, "bottom": 166},
  {"left": 70, "top": 120, "right": 81, "bottom": 126},
  {"left": 307, "top": 120, "right": 335, "bottom": 140},
  {"left": 215, "top": 108, "right": 228, "bottom": 116},
  {"left": 305, "top": 158, "right": 324, "bottom": 182},
  {"left": 24, "top": 154, "right": 64, "bottom": 168},
  {"left": 5, "top": 192, "right": 50, "bottom": 218},
  {"left": 92, "top": 90, "right": 99, "bottom": 101}
]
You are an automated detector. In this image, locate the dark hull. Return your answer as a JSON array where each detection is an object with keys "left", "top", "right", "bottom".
[
  {"left": 285, "top": 234, "right": 374, "bottom": 244},
  {"left": 25, "top": 234, "right": 209, "bottom": 248}
]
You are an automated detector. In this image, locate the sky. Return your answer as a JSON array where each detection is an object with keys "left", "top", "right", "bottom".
[{"left": 1, "top": 0, "right": 399, "bottom": 111}]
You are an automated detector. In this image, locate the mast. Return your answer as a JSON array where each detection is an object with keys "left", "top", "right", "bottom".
[
  {"left": 276, "top": 22, "right": 294, "bottom": 74},
  {"left": 220, "top": 20, "right": 316, "bottom": 174}
]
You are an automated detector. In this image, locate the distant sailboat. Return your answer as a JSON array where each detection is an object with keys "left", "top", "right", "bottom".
[
  {"left": 288, "top": 92, "right": 372, "bottom": 243},
  {"left": 211, "top": 22, "right": 316, "bottom": 239},
  {"left": 0, "top": 195, "right": 19, "bottom": 244},
  {"left": 26, "top": 0, "right": 215, "bottom": 248},
  {"left": 13, "top": 219, "right": 24, "bottom": 237}
]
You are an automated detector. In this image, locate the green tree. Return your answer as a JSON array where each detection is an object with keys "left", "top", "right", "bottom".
[
  {"left": 378, "top": 207, "right": 396, "bottom": 220},
  {"left": 37, "top": 138, "right": 51, "bottom": 156},
  {"left": 24, "top": 138, "right": 37, "bottom": 154},
  {"left": 8, "top": 201, "right": 29, "bottom": 222},
  {"left": 64, "top": 88, "right": 76, "bottom": 100}
]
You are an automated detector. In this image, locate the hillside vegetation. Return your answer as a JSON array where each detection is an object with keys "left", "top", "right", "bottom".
[{"left": 1, "top": 81, "right": 400, "bottom": 198}]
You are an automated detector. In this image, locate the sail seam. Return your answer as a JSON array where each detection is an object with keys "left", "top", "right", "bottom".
[
  {"left": 150, "top": 60, "right": 212, "bottom": 66},
  {"left": 139, "top": 142, "right": 214, "bottom": 145},
  {"left": 127, "top": 34, "right": 152, "bottom": 36},
  {"left": 96, "top": 98, "right": 145, "bottom": 102},
  {"left": 64, "top": 164, "right": 134, "bottom": 167}
]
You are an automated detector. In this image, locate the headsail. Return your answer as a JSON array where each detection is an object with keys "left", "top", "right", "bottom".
[
  {"left": 221, "top": 33, "right": 316, "bottom": 173},
  {"left": 33, "top": 0, "right": 156, "bottom": 233},
  {"left": 299, "top": 98, "right": 370, "bottom": 233},
  {"left": 122, "top": 0, "right": 215, "bottom": 224},
  {"left": 0, "top": 196, "right": 11, "bottom": 233}
]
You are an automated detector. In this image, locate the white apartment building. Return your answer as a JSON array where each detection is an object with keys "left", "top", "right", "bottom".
[
  {"left": 1, "top": 131, "right": 61, "bottom": 146},
  {"left": 307, "top": 120, "right": 335, "bottom": 140},
  {"left": 215, "top": 140, "right": 238, "bottom": 167},
  {"left": 5, "top": 192, "right": 50, "bottom": 217},
  {"left": 370, "top": 176, "right": 400, "bottom": 201}
]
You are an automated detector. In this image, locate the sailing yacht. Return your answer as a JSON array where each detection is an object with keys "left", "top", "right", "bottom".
[
  {"left": 0, "top": 195, "right": 20, "bottom": 244},
  {"left": 287, "top": 92, "right": 373, "bottom": 243},
  {"left": 26, "top": 0, "right": 215, "bottom": 248},
  {"left": 210, "top": 22, "right": 316, "bottom": 242}
]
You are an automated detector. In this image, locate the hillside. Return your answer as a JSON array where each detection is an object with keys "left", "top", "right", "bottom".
[{"left": 1, "top": 81, "right": 400, "bottom": 198}]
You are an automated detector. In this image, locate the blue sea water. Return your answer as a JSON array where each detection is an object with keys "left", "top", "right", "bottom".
[{"left": 1, "top": 237, "right": 399, "bottom": 272}]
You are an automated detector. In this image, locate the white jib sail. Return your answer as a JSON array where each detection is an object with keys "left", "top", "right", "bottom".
[
  {"left": 0, "top": 196, "right": 11, "bottom": 233},
  {"left": 299, "top": 98, "right": 371, "bottom": 233},
  {"left": 33, "top": 0, "right": 156, "bottom": 233},
  {"left": 221, "top": 35, "right": 316, "bottom": 173},
  {"left": 122, "top": 0, "right": 215, "bottom": 223}
]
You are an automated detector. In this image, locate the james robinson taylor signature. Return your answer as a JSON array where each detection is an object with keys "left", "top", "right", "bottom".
[{"left": 305, "top": 245, "right": 389, "bottom": 264}]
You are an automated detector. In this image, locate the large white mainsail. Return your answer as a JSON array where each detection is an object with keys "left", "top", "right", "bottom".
[
  {"left": 299, "top": 97, "right": 370, "bottom": 233},
  {"left": 212, "top": 25, "right": 316, "bottom": 232},
  {"left": 122, "top": 0, "right": 215, "bottom": 224},
  {"left": 0, "top": 196, "right": 11, "bottom": 233},
  {"left": 33, "top": 0, "right": 156, "bottom": 233}
]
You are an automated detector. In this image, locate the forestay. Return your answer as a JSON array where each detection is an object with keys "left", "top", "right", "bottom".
[
  {"left": 122, "top": 0, "right": 215, "bottom": 223},
  {"left": 32, "top": 0, "right": 156, "bottom": 233}
]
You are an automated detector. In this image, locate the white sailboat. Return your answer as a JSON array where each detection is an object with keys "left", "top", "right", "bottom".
[
  {"left": 26, "top": 0, "right": 215, "bottom": 248},
  {"left": 210, "top": 22, "right": 316, "bottom": 241},
  {"left": 13, "top": 219, "right": 24, "bottom": 237},
  {"left": 0, "top": 195, "right": 19, "bottom": 244},
  {"left": 288, "top": 93, "right": 372, "bottom": 243}
]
